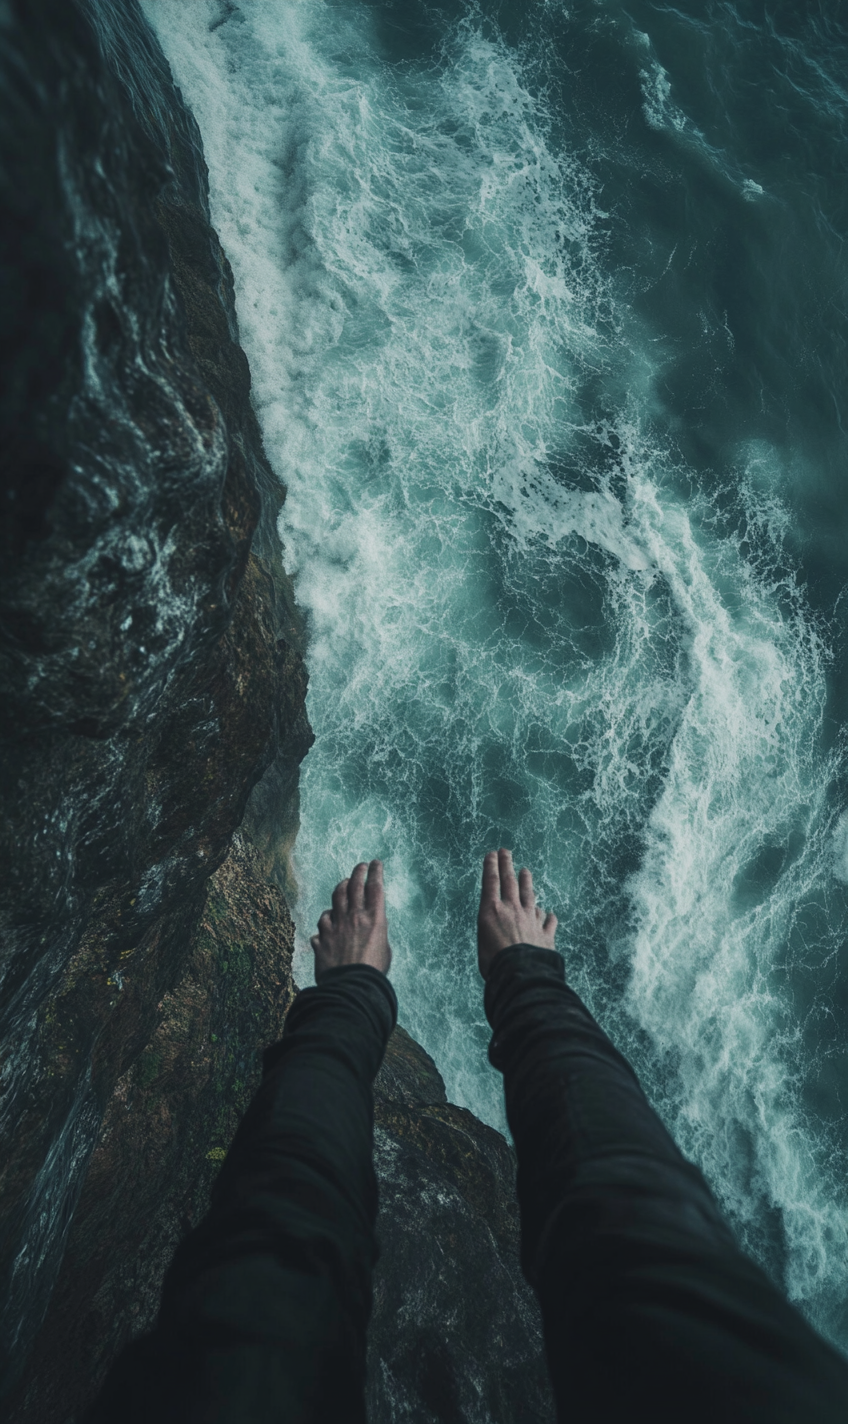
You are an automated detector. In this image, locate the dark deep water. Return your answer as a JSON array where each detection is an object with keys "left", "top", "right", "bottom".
[{"left": 141, "top": 0, "right": 848, "bottom": 1348}]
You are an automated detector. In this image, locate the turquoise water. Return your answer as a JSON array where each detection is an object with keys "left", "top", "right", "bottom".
[{"left": 143, "top": 0, "right": 848, "bottom": 1348}]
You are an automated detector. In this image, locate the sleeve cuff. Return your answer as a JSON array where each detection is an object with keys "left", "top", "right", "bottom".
[
  {"left": 262, "top": 964, "right": 398, "bottom": 1078},
  {"left": 315, "top": 962, "right": 399, "bottom": 1022},
  {"left": 484, "top": 943, "right": 565, "bottom": 1029}
]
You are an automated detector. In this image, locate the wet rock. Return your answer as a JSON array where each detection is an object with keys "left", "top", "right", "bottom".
[
  {"left": 370, "top": 1031, "right": 555, "bottom": 1424},
  {"left": 6, "top": 832, "right": 297, "bottom": 1423},
  {"left": 0, "top": 0, "right": 310, "bottom": 1394}
]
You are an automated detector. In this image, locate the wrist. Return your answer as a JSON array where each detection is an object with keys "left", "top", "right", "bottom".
[
  {"left": 484, "top": 941, "right": 565, "bottom": 1013},
  {"left": 479, "top": 938, "right": 557, "bottom": 980}
]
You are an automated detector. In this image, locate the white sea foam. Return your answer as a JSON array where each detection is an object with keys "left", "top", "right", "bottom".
[
  {"left": 633, "top": 27, "right": 767, "bottom": 206},
  {"left": 633, "top": 28, "right": 704, "bottom": 141},
  {"left": 145, "top": 0, "right": 848, "bottom": 1343},
  {"left": 639, "top": 59, "right": 693, "bottom": 136},
  {"left": 833, "top": 812, "right": 848, "bottom": 885}
]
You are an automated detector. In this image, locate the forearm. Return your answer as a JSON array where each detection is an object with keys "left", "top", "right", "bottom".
[
  {"left": 486, "top": 945, "right": 848, "bottom": 1422},
  {"left": 485, "top": 945, "right": 728, "bottom": 1281},
  {"left": 162, "top": 967, "right": 396, "bottom": 1324},
  {"left": 86, "top": 965, "right": 397, "bottom": 1424}
]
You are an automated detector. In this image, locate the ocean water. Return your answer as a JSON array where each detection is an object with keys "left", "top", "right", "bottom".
[{"left": 142, "top": 0, "right": 848, "bottom": 1348}]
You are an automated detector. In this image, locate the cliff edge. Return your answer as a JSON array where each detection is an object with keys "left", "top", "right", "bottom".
[
  {"left": 0, "top": 0, "right": 310, "bottom": 1400},
  {"left": 0, "top": 3, "right": 552, "bottom": 1420}
]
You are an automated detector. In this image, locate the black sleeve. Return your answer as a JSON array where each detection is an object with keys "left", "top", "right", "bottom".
[
  {"left": 485, "top": 944, "right": 848, "bottom": 1424},
  {"left": 84, "top": 964, "right": 397, "bottom": 1424}
]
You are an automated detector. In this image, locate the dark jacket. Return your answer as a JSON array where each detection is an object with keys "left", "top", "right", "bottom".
[{"left": 86, "top": 949, "right": 848, "bottom": 1422}]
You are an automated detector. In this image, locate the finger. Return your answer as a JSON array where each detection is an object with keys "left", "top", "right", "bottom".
[
  {"left": 364, "top": 859, "right": 384, "bottom": 909},
  {"left": 498, "top": 848, "right": 519, "bottom": 904},
  {"left": 518, "top": 866, "right": 535, "bottom": 910},
  {"left": 311, "top": 911, "right": 331, "bottom": 947},
  {"left": 348, "top": 862, "right": 368, "bottom": 909},
  {"left": 331, "top": 879, "right": 349, "bottom": 921},
  {"left": 481, "top": 850, "right": 500, "bottom": 906},
  {"left": 543, "top": 912, "right": 558, "bottom": 937}
]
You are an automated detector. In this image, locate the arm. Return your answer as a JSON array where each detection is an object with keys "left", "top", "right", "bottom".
[
  {"left": 86, "top": 862, "right": 394, "bottom": 1424},
  {"left": 479, "top": 850, "right": 848, "bottom": 1424}
]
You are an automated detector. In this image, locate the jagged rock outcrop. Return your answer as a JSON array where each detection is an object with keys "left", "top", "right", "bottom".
[
  {"left": 7, "top": 832, "right": 299, "bottom": 1422},
  {"left": 371, "top": 1033, "right": 553, "bottom": 1423}
]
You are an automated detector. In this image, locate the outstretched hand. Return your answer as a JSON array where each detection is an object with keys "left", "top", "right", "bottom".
[
  {"left": 311, "top": 859, "right": 392, "bottom": 981},
  {"left": 477, "top": 848, "right": 557, "bottom": 980}
]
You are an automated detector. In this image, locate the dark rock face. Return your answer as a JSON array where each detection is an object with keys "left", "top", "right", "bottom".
[
  {"left": 7, "top": 832, "right": 298, "bottom": 1422},
  {"left": 371, "top": 1031, "right": 554, "bottom": 1424},
  {"left": 0, "top": 0, "right": 310, "bottom": 1395}
]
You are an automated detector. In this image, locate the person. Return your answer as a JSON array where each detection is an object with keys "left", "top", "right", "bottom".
[{"left": 86, "top": 851, "right": 848, "bottom": 1422}]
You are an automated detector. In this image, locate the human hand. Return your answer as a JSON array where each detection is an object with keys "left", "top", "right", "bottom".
[
  {"left": 310, "top": 859, "right": 392, "bottom": 980},
  {"left": 477, "top": 848, "right": 557, "bottom": 980}
]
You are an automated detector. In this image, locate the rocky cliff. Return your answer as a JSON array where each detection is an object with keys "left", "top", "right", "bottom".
[
  {"left": 0, "top": 2, "right": 552, "bottom": 1419},
  {"left": 0, "top": 0, "right": 310, "bottom": 1398}
]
